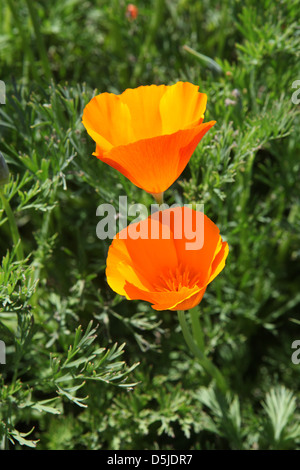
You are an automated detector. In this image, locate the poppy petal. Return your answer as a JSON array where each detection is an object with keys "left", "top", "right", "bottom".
[
  {"left": 120, "top": 84, "right": 166, "bottom": 139},
  {"left": 208, "top": 240, "right": 229, "bottom": 284},
  {"left": 82, "top": 93, "right": 135, "bottom": 149},
  {"left": 95, "top": 122, "right": 215, "bottom": 194},
  {"left": 105, "top": 236, "right": 154, "bottom": 297},
  {"left": 172, "top": 208, "right": 222, "bottom": 286},
  {"left": 124, "top": 282, "right": 204, "bottom": 311},
  {"left": 106, "top": 215, "right": 179, "bottom": 292},
  {"left": 160, "top": 81, "right": 208, "bottom": 134}
]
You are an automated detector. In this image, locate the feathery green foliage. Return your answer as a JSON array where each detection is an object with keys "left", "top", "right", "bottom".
[{"left": 0, "top": 0, "right": 299, "bottom": 450}]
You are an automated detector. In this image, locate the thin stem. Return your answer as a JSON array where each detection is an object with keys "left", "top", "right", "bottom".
[
  {"left": 151, "top": 191, "right": 164, "bottom": 205},
  {"left": 189, "top": 306, "right": 205, "bottom": 352},
  {"left": 177, "top": 310, "right": 227, "bottom": 392},
  {"left": 0, "top": 187, "right": 24, "bottom": 261}
]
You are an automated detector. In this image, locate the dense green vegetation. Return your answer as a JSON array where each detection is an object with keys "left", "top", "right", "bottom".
[{"left": 0, "top": 0, "right": 299, "bottom": 449}]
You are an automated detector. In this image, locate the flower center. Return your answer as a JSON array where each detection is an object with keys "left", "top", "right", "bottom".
[{"left": 154, "top": 265, "right": 198, "bottom": 292}]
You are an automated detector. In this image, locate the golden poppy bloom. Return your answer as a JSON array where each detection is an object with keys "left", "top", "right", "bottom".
[
  {"left": 82, "top": 82, "right": 215, "bottom": 196},
  {"left": 106, "top": 206, "right": 228, "bottom": 311}
]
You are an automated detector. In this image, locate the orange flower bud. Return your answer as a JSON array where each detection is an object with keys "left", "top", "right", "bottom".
[{"left": 126, "top": 4, "right": 138, "bottom": 20}]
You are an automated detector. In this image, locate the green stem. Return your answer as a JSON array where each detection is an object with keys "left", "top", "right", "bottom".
[
  {"left": 177, "top": 310, "right": 227, "bottom": 392},
  {"left": 189, "top": 306, "right": 205, "bottom": 352},
  {"left": 150, "top": 191, "right": 164, "bottom": 205},
  {"left": 0, "top": 188, "right": 24, "bottom": 261}
]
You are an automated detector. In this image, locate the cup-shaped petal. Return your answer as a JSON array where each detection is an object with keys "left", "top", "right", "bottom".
[{"left": 82, "top": 82, "right": 215, "bottom": 194}]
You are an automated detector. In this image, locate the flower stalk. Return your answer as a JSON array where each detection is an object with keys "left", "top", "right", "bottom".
[
  {"left": 151, "top": 191, "right": 164, "bottom": 205},
  {"left": 177, "top": 309, "right": 227, "bottom": 393}
]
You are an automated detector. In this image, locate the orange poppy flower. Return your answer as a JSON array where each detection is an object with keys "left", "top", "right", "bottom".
[
  {"left": 82, "top": 82, "right": 215, "bottom": 197},
  {"left": 106, "top": 206, "right": 229, "bottom": 311},
  {"left": 126, "top": 4, "right": 138, "bottom": 20}
]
